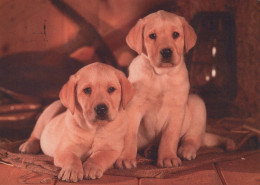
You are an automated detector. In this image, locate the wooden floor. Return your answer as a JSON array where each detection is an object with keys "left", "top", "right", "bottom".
[{"left": 0, "top": 151, "right": 260, "bottom": 185}]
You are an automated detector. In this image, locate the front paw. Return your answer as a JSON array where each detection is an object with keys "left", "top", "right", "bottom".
[
  {"left": 178, "top": 144, "right": 197, "bottom": 160},
  {"left": 83, "top": 162, "right": 104, "bottom": 180},
  {"left": 115, "top": 157, "right": 136, "bottom": 169},
  {"left": 157, "top": 156, "right": 181, "bottom": 168},
  {"left": 19, "top": 139, "right": 40, "bottom": 154},
  {"left": 58, "top": 165, "right": 83, "bottom": 182},
  {"left": 114, "top": 149, "right": 137, "bottom": 169}
]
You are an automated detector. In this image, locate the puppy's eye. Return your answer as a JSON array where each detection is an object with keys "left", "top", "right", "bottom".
[
  {"left": 172, "top": 32, "right": 179, "bottom": 39},
  {"left": 83, "top": 87, "right": 92, "bottom": 94},
  {"left": 149, "top": 33, "right": 156, "bottom": 40},
  {"left": 108, "top": 87, "right": 116, "bottom": 94}
]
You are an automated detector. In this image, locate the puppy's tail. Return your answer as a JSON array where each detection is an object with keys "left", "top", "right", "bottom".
[{"left": 202, "top": 132, "right": 236, "bottom": 151}]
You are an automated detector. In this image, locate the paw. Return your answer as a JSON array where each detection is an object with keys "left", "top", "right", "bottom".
[
  {"left": 58, "top": 165, "right": 83, "bottom": 182},
  {"left": 83, "top": 162, "right": 104, "bottom": 180},
  {"left": 19, "top": 139, "right": 40, "bottom": 154},
  {"left": 178, "top": 144, "right": 197, "bottom": 160},
  {"left": 114, "top": 150, "right": 137, "bottom": 169},
  {"left": 157, "top": 156, "right": 181, "bottom": 168},
  {"left": 115, "top": 157, "right": 137, "bottom": 169}
]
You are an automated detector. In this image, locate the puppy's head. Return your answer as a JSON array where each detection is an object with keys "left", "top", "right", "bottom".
[
  {"left": 59, "top": 62, "right": 135, "bottom": 125},
  {"left": 126, "top": 10, "right": 197, "bottom": 70}
]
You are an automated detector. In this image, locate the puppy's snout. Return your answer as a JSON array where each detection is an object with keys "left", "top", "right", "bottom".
[
  {"left": 160, "top": 48, "right": 172, "bottom": 58},
  {"left": 94, "top": 104, "right": 108, "bottom": 118}
]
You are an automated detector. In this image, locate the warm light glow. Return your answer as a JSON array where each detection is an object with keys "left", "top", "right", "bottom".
[
  {"left": 211, "top": 68, "right": 217, "bottom": 77},
  {"left": 212, "top": 46, "right": 217, "bottom": 57},
  {"left": 205, "top": 75, "right": 210, "bottom": 81}
]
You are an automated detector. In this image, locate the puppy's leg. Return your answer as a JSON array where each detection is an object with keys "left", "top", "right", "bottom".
[
  {"left": 157, "top": 129, "right": 182, "bottom": 167},
  {"left": 178, "top": 127, "right": 204, "bottom": 160},
  {"left": 178, "top": 136, "right": 203, "bottom": 160},
  {"left": 178, "top": 95, "right": 206, "bottom": 160},
  {"left": 83, "top": 150, "right": 120, "bottom": 179},
  {"left": 157, "top": 107, "right": 185, "bottom": 168},
  {"left": 55, "top": 151, "right": 83, "bottom": 182},
  {"left": 19, "top": 100, "right": 65, "bottom": 154},
  {"left": 19, "top": 137, "right": 40, "bottom": 154},
  {"left": 115, "top": 111, "right": 143, "bottom": 169}
]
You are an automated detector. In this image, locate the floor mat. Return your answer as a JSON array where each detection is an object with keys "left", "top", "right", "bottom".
[{"left": 0, "top": 118, "right": 259, "bottom": 178}]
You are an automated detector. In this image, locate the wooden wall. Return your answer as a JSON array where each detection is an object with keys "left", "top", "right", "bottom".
[
  {"left": 178, "top": 0, "right": 260, "bottom": 119},
  {"left": 0, "top": 0, "right": 78, "bottom": 57},
  {"left": 175, "top": 0, "right": 260, "bottom": 120},
  {"left": 0, "top": 0, "right": 259, "bottom": 119}
]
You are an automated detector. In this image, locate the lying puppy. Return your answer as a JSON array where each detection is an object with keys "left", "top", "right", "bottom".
[
  {"left": 115, "top": 10, "right": 234, "bottom": 169},
  {"left": 19, "top": 62, "right": 135, "bottom": 182}
]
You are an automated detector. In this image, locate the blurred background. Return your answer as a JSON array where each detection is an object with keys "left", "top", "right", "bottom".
[{"left": 0, "top": 0, "right": 259, "bottom": 139}]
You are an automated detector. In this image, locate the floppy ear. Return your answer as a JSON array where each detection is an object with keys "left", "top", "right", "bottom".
[
  {"left": 180, "top": 17, "right": 197, "bottom": 53},
  {"left": 59, "top": 75, "right": 78, "bottom": 114},
  {"left": 126, "top": 19, "right": 145, "bottom": 55},
  {"left": 115, "top": 70, "right": 135, "bottom": 109}
]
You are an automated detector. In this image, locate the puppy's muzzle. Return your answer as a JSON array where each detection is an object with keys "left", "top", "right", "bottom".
[
  {"left": 94, "top": 103, "right": 108, "bottom": 120},
  {"left": 160, "top": 48, "right": 172, "bottom": 61}
]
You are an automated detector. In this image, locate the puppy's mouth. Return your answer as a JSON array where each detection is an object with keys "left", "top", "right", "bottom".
[
  {"left": 93, "top": 110, "right": 113, "bottom": 123},
  {"left": 95, "top": 114, "right": 110, "bottom": 121},
  {"left": 159, "top": 59, "right": 174, "bottom": 67},
  {"left": 88, "top": 115, "right": 112, "bottom": 124}
]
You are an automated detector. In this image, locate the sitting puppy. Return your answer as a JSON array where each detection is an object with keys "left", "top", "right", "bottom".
[
  {"left": 19, "top": 62, "right": 135, "bottom": 182},
  {"left": 115, "top": 10, "right": 234, "bottom": 169}
]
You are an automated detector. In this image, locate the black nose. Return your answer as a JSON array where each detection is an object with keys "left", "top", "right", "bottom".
[
  {"left": 160, "top": 48, "right": 172, "bottom": 58},
  {"left": 94, "top": 104, "right": 108, "bottom": 117}
]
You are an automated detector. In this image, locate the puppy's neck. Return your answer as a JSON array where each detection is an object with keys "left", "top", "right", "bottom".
[
  {"left": 142, "top": 54, "right": 187, "bottom": 76},
  {"left": 68, "top": 110, "right": 95, "bottom": 130}
]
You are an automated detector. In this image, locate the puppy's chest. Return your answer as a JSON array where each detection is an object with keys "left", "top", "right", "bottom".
[
  {"left": 142, "top": 95, "right": 171, "bottom": 128},
  {"left": 137, "top": 76, "right": 183, "bottom": 105},
  {"left": 139, "top": 88, "right": 174, "bottom": 146},
  {"left": 139, "top": 76, "right": 187, "bottom": 132}
]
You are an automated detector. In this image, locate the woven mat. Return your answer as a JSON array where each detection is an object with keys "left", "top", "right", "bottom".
[{"left": 0, "top": 118, "right": 259, "bottom": 178}]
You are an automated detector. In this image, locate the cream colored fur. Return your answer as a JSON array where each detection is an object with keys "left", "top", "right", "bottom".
[
  {"left": 115, "top": 10, "right": 234, "bottom": 169},
  {"left": 19, "top": 62, "right": 135, "bottom": 182}
]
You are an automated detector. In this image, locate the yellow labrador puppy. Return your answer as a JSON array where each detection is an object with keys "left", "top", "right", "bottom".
[
  {"left": 19, "top": 62, "right": 135, "bottom": 182},
  {"left": 115, "top": 10, "right": 234, "bottom": 169}
]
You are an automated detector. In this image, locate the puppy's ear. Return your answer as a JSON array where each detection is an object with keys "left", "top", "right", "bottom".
[
  {"left": 115, "top": 70, "right": 135, "bottom": 109},
  {"left": 59, "top": 75, "right": 78, "bottom": 114},
  {"left": 126, "top": 19, "right": 145, "bottom": 55},
  {"left": 181, "top": 17, "right": 197, "bottom": 53}
]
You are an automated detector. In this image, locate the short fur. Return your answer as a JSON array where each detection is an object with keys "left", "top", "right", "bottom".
[
  {"left": 115, "top": 10, "right": 234, "bottom": 169},
  {"left": 19, "top": 62, "right": 135, "bottom": 182}
]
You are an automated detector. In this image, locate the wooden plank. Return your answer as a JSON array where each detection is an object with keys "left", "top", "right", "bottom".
[
  {"left": 0, "top": 163, "right": 138, "bottom": 185},
  {"left": 139, "top": 164, "right": 222, "bottom": 185},
  {"left": 216, "top": 151, "right": 260, "bottom": 185},
  {"left": 56, "top": 175, "right": 138, "bottom": 185}
]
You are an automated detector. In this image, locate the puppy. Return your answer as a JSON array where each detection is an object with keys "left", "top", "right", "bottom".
[
  {"left": 115, "top": 10, "right": 234, "bottom": 169},
  {"left": 19, "top": 62, "right": 135, "bottom": 182}
]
